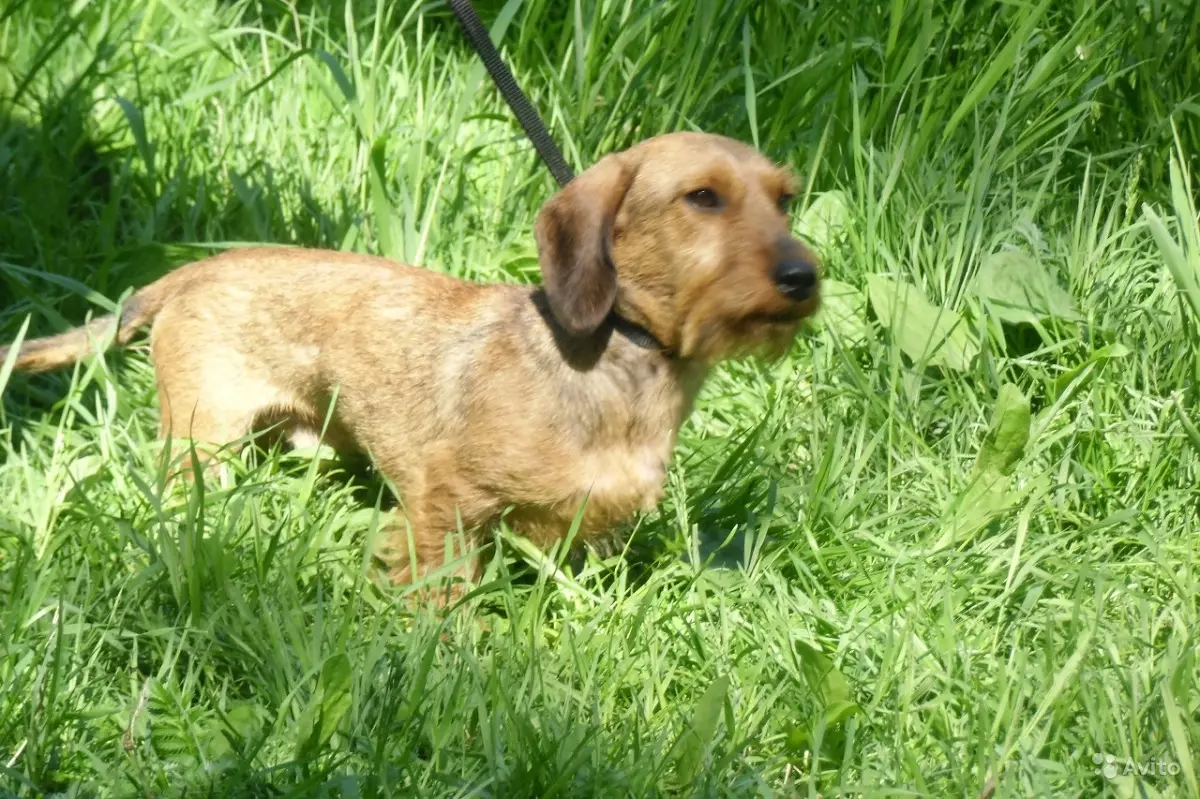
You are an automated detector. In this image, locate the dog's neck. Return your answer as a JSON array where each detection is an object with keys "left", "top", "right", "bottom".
[{"left": 527, "top": 288, "right": 708, "bottom": 436}]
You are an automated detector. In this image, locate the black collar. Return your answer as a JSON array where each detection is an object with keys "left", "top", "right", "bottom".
[
  {"left": 529, "top": 289, "right": 673, "bottom": 362},
  {"left": 609, "top": 312, "right": 670, "bottom": 355}
]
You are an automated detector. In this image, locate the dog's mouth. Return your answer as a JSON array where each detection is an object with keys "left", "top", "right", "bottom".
[
  {"left": 679, "top": 284, "right": 821, "bottom": 361},
  {"left": 749, "top": 303, "right": 816, "bottom": 326},
  {"left": 760, "top": 309, "right": 805, "bottom": 324}
]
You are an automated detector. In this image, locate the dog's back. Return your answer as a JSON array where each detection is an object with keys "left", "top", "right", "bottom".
[{"left": 0, "top": 246, "right": 473, "bottom": 374}]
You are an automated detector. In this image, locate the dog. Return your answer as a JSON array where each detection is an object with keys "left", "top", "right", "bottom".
[{"left": 0, "top": 132, "right": 821, "bottom": 596}]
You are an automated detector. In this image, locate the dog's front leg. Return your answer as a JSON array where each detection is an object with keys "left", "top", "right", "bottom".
[{"left": 375, "top": 445, "right": 496, "bottom": 605}]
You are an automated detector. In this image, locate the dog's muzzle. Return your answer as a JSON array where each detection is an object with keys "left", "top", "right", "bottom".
[{"left": 771, "top": 237, "right": 819, "bottom": 302}]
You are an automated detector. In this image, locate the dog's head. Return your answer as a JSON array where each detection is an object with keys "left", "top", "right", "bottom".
[{"left": 534, "top": 131, "right": 820, "bottom": 362}]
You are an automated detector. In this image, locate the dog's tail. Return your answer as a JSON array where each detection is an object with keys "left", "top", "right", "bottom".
[{"left": 0, "top": 271, "right": 187, "bottom": 374}]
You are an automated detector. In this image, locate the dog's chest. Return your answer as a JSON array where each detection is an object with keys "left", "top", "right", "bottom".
[
  {"left": 578, "top": 438, "right": 671, "bottom": 514},
  {"left": 546, "top": 344, "right": 702, "bottom": 524},
  {"left": 571, "top": 387, "right": 682, "bottom": 517}
]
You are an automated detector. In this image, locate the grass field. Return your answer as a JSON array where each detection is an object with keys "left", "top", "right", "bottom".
[{"left": 2, "top": 0, "right": 1200, "bottom": 795}]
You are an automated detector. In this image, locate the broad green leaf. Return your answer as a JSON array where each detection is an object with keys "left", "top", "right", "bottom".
[
  {"left": 317, "top": 653, "right": 353, "bottom": 731},
  {"left": 824, "top": 698, "right": 860, "bottom": 727},
  {"left": 975, "top": 249, "right": 1080, "bottom": 324},
  {"left": 795, "top": 641, "right": 854, "bottom": 707},
  {"left": 673, "top": 674, "right": 729, "bottom": 784},
  {"left": 813, "top": 278, "right": 869, "bottom": 347},
  {"left": 214, "top": 701, "right": 266, "bottom": 758},
  {"left": 296, "top": 653, "right": 353, "bottom": 759},
  {"left": 936, "top": 471, "right": 1010, "bottom": 549},
  {"left": 975, "top": 383, "right": 1031, "bottom": 477},
  {"left": 1049, "top": 342, "right": 1131, "bottom": 405},
  {"left": 867, "top": 275, "right": 979, "bottom": 371},
  {"left": 797, "top": 190, "right": 851, "bottom": 250},
  {"left": 56, "top": 455, "right": 105, "bottom": 508},
  {"left": 787, "top": 642, "right": 860, "bottom": 753},
  {"left": 1110, "top": 775, "right": 1164, "bottom": 799},
  {"left": 935, "top": 384, "right": 1031, "bottom": 550}
]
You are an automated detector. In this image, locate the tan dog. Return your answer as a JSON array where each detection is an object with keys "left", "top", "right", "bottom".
[{"left": 1, "top": 132, "right": 820, "bottom": 594}]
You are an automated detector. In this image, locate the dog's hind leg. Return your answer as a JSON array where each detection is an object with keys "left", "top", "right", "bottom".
[
  {"left": 150, "top": 328, "right": 298, "bottom": 476},
  {"left": 154, "top": 374, "right": 269, "bottom": 477}
]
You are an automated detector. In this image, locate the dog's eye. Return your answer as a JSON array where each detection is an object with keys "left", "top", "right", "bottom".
[
  {"left": 777, "top": 193, "right": 794, "bottom": 214},
  {"left": 684, "top": 188, "right": 724, "bottom": 211}
]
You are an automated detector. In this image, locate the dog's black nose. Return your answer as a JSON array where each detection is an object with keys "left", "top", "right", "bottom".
[{"left": 772, "top": 253, "right": 818, "bottom": 301}]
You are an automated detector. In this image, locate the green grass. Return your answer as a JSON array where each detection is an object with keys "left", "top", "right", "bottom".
[{"left": 2, "top": 0, "right": 1200, "bottom": 795}]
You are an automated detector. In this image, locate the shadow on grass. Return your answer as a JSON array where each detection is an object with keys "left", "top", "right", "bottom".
[{"left": 0, "top": 54, "right": 360, "bottom": 418}]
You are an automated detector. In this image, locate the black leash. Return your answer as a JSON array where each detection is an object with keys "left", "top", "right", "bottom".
[
  {"left": 448, "top": 0, "right": 670, "bottom": 355},
  {"left": 447, "top": 0, "right": 576, "bottom": 188}
]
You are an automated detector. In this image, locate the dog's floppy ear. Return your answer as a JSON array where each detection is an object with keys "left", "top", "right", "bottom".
[{"left": 534, "top": 153, "right": 635, "bottom": 337}]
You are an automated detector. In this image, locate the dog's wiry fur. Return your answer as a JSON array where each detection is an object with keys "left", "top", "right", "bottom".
[{"left": 0, "top": 132, "right": 821, "bottom": 596}]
